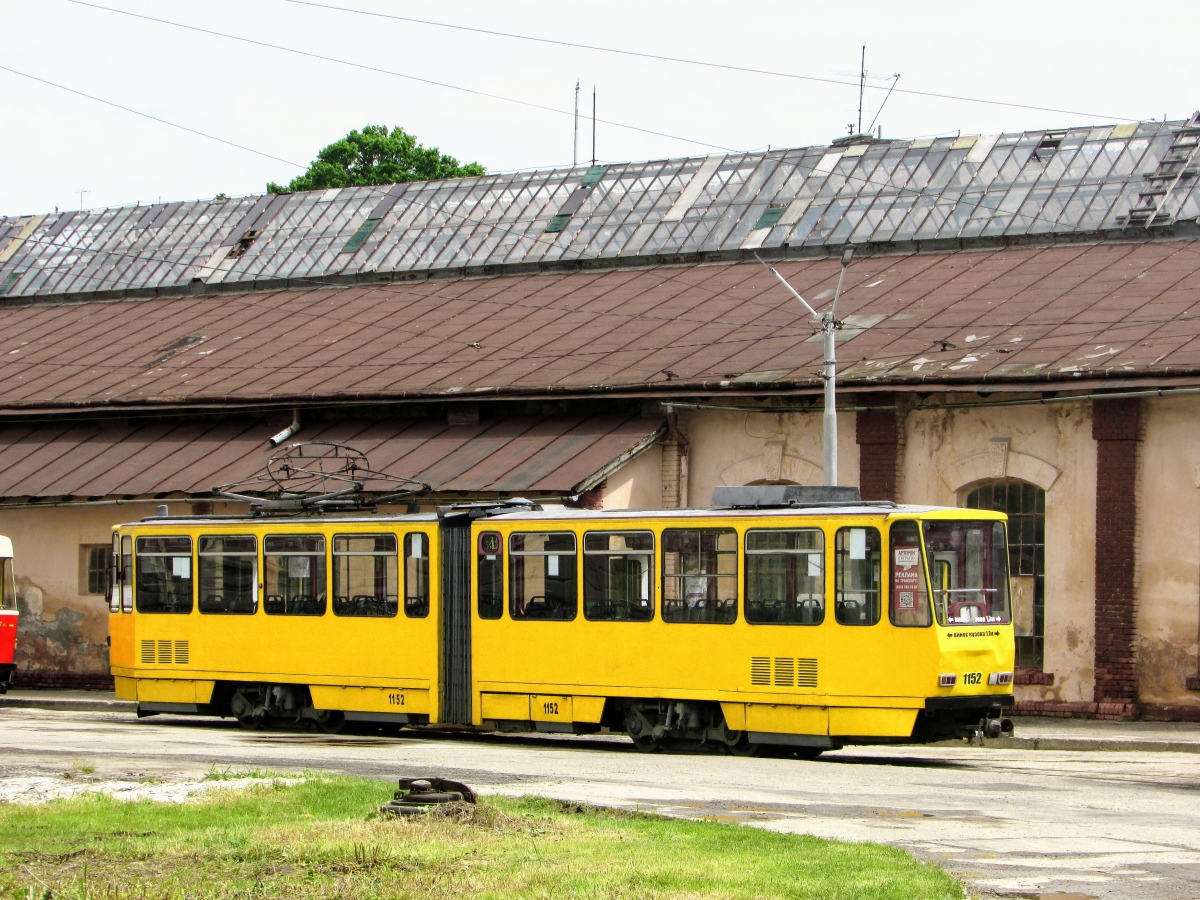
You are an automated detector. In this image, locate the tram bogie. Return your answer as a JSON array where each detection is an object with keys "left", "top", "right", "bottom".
[{"left": 108, "top": 494, "right": 1016, "bottom": 753}]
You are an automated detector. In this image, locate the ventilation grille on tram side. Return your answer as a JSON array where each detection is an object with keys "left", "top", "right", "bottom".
[
  {"left": 751, "top": 656, "right": 818, "bottom": 688},
  {"left": 140, "top": 640, "right": 189, "bottom": 664}
]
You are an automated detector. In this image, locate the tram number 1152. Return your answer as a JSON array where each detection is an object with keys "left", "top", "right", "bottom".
[
  {"left": 962, "top": 673, "right": 982, "bottom": 686},
  {"left": 387, "top": 692, "right": 406, "bottom": 706}
]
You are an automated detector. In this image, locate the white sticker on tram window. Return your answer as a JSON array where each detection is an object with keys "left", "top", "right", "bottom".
[
  {"left": 849, "top": 529, "right": 867, "bottom": 560},
  {"left": 172, "top": 557, "right": 191, "bottom": 579},
  {"left": 288, "top": 556, "right": 310, "bottom": 578},
  {"left": 895, "top": 547, "right": 920, "bottom": 568},
  {"left": 411, "top": 533, "right": 424, "bottom": 559},
  {"left": 808, "top": 553, "right": 822, "bottom": 577},
  {"left": 547, "top": 555, "right": 559, "bottom": 577}
]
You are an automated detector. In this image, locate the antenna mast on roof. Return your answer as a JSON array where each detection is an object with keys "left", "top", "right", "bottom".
[
  {"left": 591, "top": 86, "right": 597, "bottom": 166},
  {"left": 857, "top": 45, "right": 866, "bottom": 136},
  {"left": 573, "top": 79, "right": 580, "bottom": 167},
  {"left": 755, "top": 248, "right": 855, "bottom": 487}
]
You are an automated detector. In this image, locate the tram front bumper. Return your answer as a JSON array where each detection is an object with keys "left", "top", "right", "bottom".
[{"left": 917, "top": 694, "right": 1014, "bottom": 742}]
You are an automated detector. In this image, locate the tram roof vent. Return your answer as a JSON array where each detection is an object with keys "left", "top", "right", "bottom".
[{"left": 712, "top": 485, "right": 863, "bottom": 509}]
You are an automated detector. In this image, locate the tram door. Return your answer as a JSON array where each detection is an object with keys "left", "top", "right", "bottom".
[{"left": 439, "top": 513, "right": 473, "bottom": 725}]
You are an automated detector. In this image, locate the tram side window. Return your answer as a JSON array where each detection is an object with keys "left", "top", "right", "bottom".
[
  {"left": 662, "top": 529, "right": 737, "bottom": 624},
  {"left": 109, "top": 534, "right": 120, "bottom": 613},
  {"left": 889, "top": 521, "right": 931, "bottom": 627},
  {"left": 477, "top": 531, "right": 503, "bottom": 620},
  {"left": 835, "top": 527, "right": 880, "bottom": 625},
  {"left": 135, "top": 536, "right": 193, "bottom": 614},
  {"left": 1, "top": 557, "right": 15, "bottom": 611},
  {"left": 745, "top": 529, "right": 825, "bottom": 625},
  {"left": 404, "top": 532, "right": 430, "bottom": 618},
  {"left": 264, "top": 535, "right": 327, "bottom": 616},
  {"left": 121, "top": 535, "right": 133, "bottom": 613},
  {"left": 199, "top": 535, "right": 258, "bottom": 614},
  {"left": 583, "top": 531, "right": 654, "bottom": 621},
  {"left": 332, "top": 534, "right": 397, "bottom": 618},
  {"left": 510, "top": 532, "right": 577, "bottom": 620}
]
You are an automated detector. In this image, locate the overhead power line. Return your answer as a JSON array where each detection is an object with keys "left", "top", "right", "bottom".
[
  {"left": 285, "top": 0, "right": 1141, "bottom": 124},
  {"left": 62, "top": 0, "right": 736, "bottom": 153},
  {"left": 0, "top": 63, "right": 305, "bottom": 169}
]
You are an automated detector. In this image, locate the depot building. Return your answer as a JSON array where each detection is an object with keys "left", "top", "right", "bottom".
[{"left": 1, "top": 113, "right": 1199, "bottom": 719}]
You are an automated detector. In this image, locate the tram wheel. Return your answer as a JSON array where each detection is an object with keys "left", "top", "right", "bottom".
[
  {"left": 629, "top": 734, "right": 661, "bottom": 753},
  {"left": 312, "top": 710, "right": 346, "bottom": 734},
  {"left": 235, "top": 714, "right": 263, "bottom": 730},
  {"left": 724, "top": 734, "right": 759, "bottom": 757}
]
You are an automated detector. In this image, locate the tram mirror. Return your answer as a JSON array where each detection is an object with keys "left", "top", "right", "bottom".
[{"left": 849, "top": 529, "right": 867, "bottom": 560}]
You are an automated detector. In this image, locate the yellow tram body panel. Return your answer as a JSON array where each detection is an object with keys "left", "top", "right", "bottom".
[
  {"left": 469, "top": 506, "right": 1014, "bottom": 740},
  {"left": 108, "top": 517, "right": 441, "bottom": 720}
]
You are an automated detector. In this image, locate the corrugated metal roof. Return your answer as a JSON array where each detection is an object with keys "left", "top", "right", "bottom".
[
  {"left": 0, "top": 415, "right": 663, "bottom": 499},
  {"left": 0, "top": 240, "right": 1197, "bottom": 407},
  {"left": 1, "top": 117, "right": 1198, "bottom": 300}
]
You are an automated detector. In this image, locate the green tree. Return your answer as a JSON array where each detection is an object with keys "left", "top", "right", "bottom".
[{"left": 268, "top": 125, "right": 485, "bottom": 194}]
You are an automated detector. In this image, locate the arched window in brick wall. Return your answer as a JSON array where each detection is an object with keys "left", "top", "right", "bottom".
[{"left": 965, "top": 479, "right": 1045, "bottom": 670}]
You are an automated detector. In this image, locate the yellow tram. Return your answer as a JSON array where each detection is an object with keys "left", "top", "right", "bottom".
[{"left": 109, "top": 486, "right": 1015, "bottom": 754}]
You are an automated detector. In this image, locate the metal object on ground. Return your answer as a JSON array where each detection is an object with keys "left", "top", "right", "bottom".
[{"left": 378, "top": 777, "right": 477, "bottom": 816}]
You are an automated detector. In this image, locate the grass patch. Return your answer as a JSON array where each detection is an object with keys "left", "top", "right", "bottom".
[{"left": 0, "top": 776, "right": 962, "bottom": 899}]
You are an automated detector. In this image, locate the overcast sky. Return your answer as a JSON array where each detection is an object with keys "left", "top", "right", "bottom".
[{"left": 1, "top": 0, "right": 1197, "bottom": 216}]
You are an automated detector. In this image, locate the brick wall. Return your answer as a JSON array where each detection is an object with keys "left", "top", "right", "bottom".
[
  {"left": 1092, "top": 398, "right": 1140, "bottom": 703},
  {"left": 856, "top": 396, "right": 899, "bottom": 502}
]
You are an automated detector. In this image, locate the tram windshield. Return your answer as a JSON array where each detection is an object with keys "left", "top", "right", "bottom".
[{"left": 923, "top": 521, "right": 1011, "bottom": 626}]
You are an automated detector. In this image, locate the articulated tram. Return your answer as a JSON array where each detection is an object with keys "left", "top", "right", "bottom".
[{"left": 109, "top": 487, "right": 1015, "bottom": 755}]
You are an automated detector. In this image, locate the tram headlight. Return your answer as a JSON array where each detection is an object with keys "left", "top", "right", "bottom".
[
  {"left": 938, "top": 674, "right": 956, "bottom": 687},
  {"left": 988, "top": 671, "right": 1013, "bottom": 686}
]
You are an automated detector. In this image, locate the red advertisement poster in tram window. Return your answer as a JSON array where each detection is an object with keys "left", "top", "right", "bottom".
[{"left": 893, "top": 546, "right": 921, "bottom": 610}]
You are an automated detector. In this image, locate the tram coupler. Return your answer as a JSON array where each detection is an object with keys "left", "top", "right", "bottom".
[{"left": 978, "top": 716, "right": 1015, "bottom": 741}]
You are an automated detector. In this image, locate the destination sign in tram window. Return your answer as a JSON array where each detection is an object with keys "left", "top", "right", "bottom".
[
  {"left": 198, "top": 535, "right": 257, "bottom": 614},
  {"left": 745, "top": 529, "right": 825, "bottom": 625}
]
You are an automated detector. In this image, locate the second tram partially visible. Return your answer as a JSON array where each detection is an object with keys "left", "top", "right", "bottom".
[{"left": 109, "top": 487, "right": 1015, "bottom": 754}]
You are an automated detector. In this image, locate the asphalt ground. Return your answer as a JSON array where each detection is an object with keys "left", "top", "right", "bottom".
[{"left": 2, "top": 705, "right": 1198, "bottom": 899}]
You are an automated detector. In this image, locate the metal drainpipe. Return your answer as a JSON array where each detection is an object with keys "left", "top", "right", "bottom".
[
  {"left": 268, "top": 408, "right": 301, "bottom": 447},
  {"left": 665, "top": 405, "right": 690, "bottom": 508}
]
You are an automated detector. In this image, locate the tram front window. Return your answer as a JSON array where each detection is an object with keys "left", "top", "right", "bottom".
[{"left": 923, "top": 521, "right": 1011, "bottom": 626}]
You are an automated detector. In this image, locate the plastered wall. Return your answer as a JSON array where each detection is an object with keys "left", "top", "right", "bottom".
[
  {"left": 1137, "top": 395, "right": 1200, "bottom": 705},
  {"left": 902, "top": 399, "right": 1097, "bottom": 703},
  {"left": 684, "top": 407, "right": 859, "bottom": 504}
]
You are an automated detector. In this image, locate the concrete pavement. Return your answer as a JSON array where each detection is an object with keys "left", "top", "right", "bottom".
[{"left": 2, "top": 705, "right": 1199, "bottom": 899}]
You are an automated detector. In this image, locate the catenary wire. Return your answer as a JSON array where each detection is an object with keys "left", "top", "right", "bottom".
[
  {"left": 284, "top": 0, "right": 1142, "bottom": 124},
  {"left": 0, "top": 63, "right": 306, "bottom": 169},
  {"left": 62, "top": 0, "right": 737, "bottom": 153}
]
